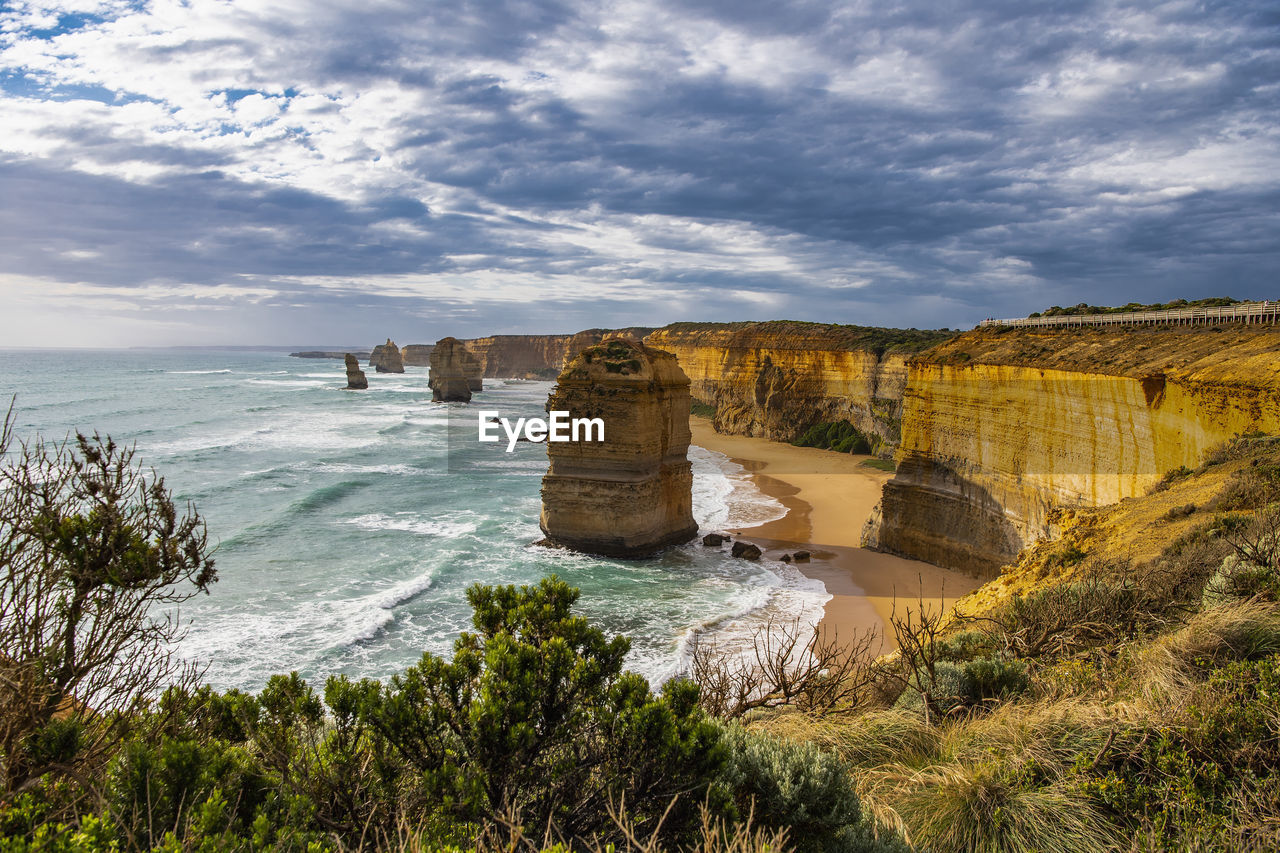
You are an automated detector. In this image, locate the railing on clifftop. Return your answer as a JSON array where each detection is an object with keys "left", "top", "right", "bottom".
[{"left": 977, "top": 300, "right": 1280, "bottom": 330}]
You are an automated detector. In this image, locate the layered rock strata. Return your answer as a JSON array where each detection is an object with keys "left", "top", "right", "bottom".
[
  {"left": 864, "top": 325, "right": 1280, "bottom": 576},
  {"left": 400, "top": 344, "right": 434, "bottom": 366},
  {"left": 291, "top": 350, "right": 371, "bottom": 360},
  {"left": 369, "top": 339, "right": 405, "bottom": 373},
  {"left": 539, "top": 339, "right": 698, "bottom": 557},
  {"left": 463, "top": 328, "right": 656, "bottom": 378},
  {"left": 344, "top": 353, "right": 368, "bottom": 389},
  {"left": 644, "top": 322, "right": 954, "bottom": 451},
  {"left": 429, "top": 337, "right": 483, "bottom": 402}
]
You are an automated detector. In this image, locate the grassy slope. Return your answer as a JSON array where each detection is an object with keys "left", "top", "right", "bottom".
[
  {"left": 750, "top": 435, "right": 1280, "bottom": 853},
  {"left": 918, "top": 324, "right": 1280, "bottom": 382}
]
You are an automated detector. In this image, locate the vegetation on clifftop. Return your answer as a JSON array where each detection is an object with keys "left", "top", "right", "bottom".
[
  {"left": 655, "top": 322, "right": 957, "bottom": 356},
  {"left": 1028, "top": 296, "right": 1242, "bottom": 318},
  {"left": 917, "top": 322, "right": 1280, "bottom": 378}
]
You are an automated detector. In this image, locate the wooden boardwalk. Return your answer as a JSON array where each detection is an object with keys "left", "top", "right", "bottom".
[{"left": 978, "top": 301, "right": 1280, "bottom": 329}]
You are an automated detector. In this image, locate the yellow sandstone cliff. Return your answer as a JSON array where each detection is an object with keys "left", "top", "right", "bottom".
[
  {"left": 539, "top": 339, "right": 698, "bottom": 557},
  {"left": 463, "top": 328, "right": 655, "bottom": 378},
  {"left": 864, "top": 324, "right": 1280, "bottom": 575},
  {"left": 643, "top": 322, "right": 953, "bottom": 448}
]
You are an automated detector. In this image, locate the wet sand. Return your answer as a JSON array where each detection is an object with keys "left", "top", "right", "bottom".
[{"left": 690, "top": 419, "right": 983, "bottom": 651}]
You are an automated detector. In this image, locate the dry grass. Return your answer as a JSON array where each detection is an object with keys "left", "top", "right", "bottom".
[
  {"left": 1132, "top": 600, "right": 1280, "bottom": 705},
  {"left": 753, "top": 699, "right": 1126, "bottom": 853},
  {"left": 880, "top": 760, "right": 1119, "bottom": 853}
]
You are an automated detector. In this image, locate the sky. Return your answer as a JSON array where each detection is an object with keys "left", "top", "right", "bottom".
[{"left": 1, "top": 0, "right": 1277, "bottom": 346}]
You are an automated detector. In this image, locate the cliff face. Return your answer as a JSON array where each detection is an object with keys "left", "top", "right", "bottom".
[
  {"left": 344, "top": 353, "right": 368, "bottom": 389},
  {"left": 400, "top": 344, "right": 434, "bottom": 367},
  {"left": 643, "top": 322, "right": 952, "bottom": 448},
  {"left": 463, "top": 328, "right": 656, "bottom": 378},
  {"left": 369, "top": 339, "right": 405, "bottom": 373},
  {"left": 429, "top": 337, "right": 483, "bottom": 402},
  {"left": 539, "top": 339, "right": 698, "bottom": 557},
  {"left": 865, "top": 325, "right": 1280, "bottom": 575}
]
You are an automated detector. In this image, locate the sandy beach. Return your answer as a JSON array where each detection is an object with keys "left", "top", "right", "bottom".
[{"left": 690, "top": 419, "right": 983, "bottom": 652}]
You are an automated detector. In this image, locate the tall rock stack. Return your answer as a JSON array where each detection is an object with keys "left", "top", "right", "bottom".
[
  {"left": 344, "top": 353, "right": 368, "bottom": 389},
  {"left": 429, "top": 337, "right": 483, "bottom": 402},
  {"left": 369, "top": 339, "right": 405, "bottom": 373},
  {"left": 539, "top": 339, "right": 698, "bottom": 557}
]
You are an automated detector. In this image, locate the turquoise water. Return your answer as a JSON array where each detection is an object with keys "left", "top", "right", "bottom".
[{"left": 0, "top": 349, "right": 826, "bottom": 691}]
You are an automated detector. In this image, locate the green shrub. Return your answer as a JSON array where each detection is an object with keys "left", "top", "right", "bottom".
[
  {"left": 334, "top": 576, "right": 727, "bottom": 845},
  {"left": 894, "top": 659, "right": 1030, "bottom": 716},
  {"left": 1203, "top": 554, "right": 1280, "bottom": 606},
  {"left": 935, "top": 630, "right": 1000, "bottom": 663},
  {"left": 1081, "top": 654, "right": 1280, "bottom": 849},
  {"left": 106, "top": 736, "right": 269, "bottom": 850},
  {"left": 793, "top": 421, "right": 873, "bottom": 455},
  {"left": 691, "top": 401, "right": 716, "bottom": 418},
  {"left": 718, "top": 725, "right": 902, "bottom": 853}
]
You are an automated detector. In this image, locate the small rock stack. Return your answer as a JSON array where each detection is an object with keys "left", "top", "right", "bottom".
[
  {"left": 429, "top": 337, "right": 483, "bottom": 402},
  {"left": 539, "top": 338, "right": 698, "bottom": 557},
  {"left": 369, "top": 339, "right": 405, "bottom": 373},
  {"left": 344, "top": 353, "right": 368, "bottom": 389}
]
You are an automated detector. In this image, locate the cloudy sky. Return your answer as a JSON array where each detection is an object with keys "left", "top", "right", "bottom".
[{"left": 1, "top": 0, "right": 1277, "bottom": 346}]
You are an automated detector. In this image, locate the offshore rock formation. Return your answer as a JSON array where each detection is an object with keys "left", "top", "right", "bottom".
[
  {"left": 644, "top": 322, "right": 954, "bottom": 452},
  {"left": 291, "top": 350, "right": 371, "bottom": 360},
  {"left": 864, "top": 325, "right": 1280, "bottom": 576},
  {"left": 344, "top": 353, "right": 368, "bottom": 389},
  {"left": 369, "top": 339, "right": 405, "bottom": 373},
  {"left": 429, "top": 337, "right": 483, "bottom": 402},
  {"left": 462, "top": 328, "right": 656, "bottom": 378},
  {"left": 539, "top": 339, "right": 698, "bottom": 557},
  {"left": 400, "top": 344, "right": 434, "bottom": 367}
]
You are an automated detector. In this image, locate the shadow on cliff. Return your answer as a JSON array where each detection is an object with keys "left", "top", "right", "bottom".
[{"left": 870, "top": 454, "right": 1024, "bottom": 579}]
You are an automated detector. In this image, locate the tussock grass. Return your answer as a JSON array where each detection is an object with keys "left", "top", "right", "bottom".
[
  {"left": 876, "top": 760, "right": 1120, "bottom": 853},
  {"left": 754, "top": 708, "right": 942, "bottom": 770},
  {"left": 1133, "top": 600, "right": 1280, "bottom": 705},
  {"left": 757, "top": 700, "right": 1125, "bottom": 852}
]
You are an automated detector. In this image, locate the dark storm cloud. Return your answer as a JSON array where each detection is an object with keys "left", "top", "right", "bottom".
[{"left": 0, "top": 0, "right": 1277, "bottom": 343}]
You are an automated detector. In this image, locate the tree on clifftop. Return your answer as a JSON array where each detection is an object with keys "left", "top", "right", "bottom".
[{"left": 0, "top": 405, "right": 216, "bottom": 800}]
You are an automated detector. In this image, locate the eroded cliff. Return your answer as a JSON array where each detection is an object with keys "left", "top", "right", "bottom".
[
  {"left": 463, "top": 328, "right": 656, "bottom": 378},
  {"left": 401, "top": 344, "right": 434, "bottom": 367},
  {"left": 643, "top": 322, "right": 953, "bottom": 449},
  {"left": 539, "top": 339, "right": 698, "bottom": 557},
  {"left": 865, "top": 324, "right": 1280, "bottom": 575}
]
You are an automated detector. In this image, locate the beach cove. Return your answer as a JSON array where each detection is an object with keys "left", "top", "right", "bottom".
[{"left": 690, "top": 419, "right": 983, "bottom": 653}]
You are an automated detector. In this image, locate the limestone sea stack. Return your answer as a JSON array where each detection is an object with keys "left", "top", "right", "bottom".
[
  {"left": 539, "top": 339, "right": 698, "bottom": 557},
  {"left": 429, "top": 337, "right": 483, "bottom": 402},
  {"left": 369, "top": 339, "right": 405, "bottom": 373},
  {"left": 344, "top": 353, "right": 368, "bottom": 389}
]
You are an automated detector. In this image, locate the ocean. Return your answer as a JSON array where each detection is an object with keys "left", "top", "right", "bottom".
[{"left": 0, "top": 349, "right": 828, "bottom": 691}]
